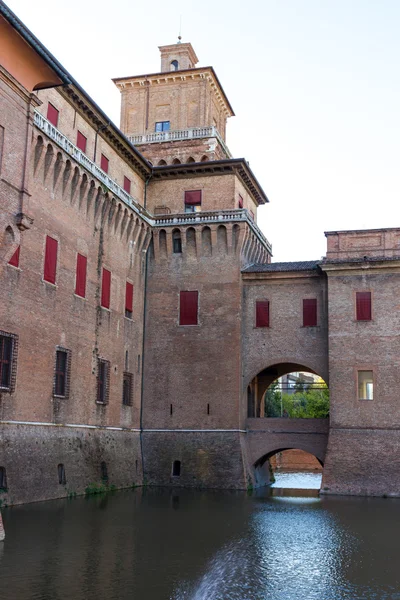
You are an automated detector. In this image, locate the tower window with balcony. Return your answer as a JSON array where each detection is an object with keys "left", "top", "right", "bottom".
[
  {"left": 170, "top": 60, "right": 179, "bottom": 71},
  {"left": 184, "top": 190, "right": 202, "bottom": 213},
  {"left": 155, "top": 121, "right": 170, "bottom": 132}
]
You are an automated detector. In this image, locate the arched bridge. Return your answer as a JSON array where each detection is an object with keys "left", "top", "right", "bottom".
[{"left": 246, "top": 417, "right": 329, "bottom": 471}]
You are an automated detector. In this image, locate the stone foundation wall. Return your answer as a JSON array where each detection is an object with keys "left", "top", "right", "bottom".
[
  {"left": 0, "top": 424, "right": 142, "bottom": 506},
  {"left": 322, "top": 428, "right": 400, "bottom": 497},
  {"left": 142, "top": 432, "right": 247, "bottom": 489}
]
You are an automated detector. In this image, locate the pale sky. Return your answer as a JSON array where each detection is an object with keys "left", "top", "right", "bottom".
[{"left": 7, "top": 0, "right": 400, "bottom": 261}]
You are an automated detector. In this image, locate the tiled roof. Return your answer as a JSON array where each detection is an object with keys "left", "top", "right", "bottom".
[{"left": 243, "top": 260, "right": 321, "bottom": 273}]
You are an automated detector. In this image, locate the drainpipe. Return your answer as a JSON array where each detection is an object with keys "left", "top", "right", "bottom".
[{"left": 93, "top": 121, "right": 110, "bottom": 163}]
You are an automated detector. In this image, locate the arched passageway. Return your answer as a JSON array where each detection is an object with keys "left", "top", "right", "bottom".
[{"left": 247, "top": 362, "right": 329, "bottom": 419}]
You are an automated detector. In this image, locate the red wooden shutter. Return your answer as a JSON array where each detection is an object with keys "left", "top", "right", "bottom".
[
  {"left": 101, "top": 268, "right": 111, "bottom": 308},
  {"left": 184, "top": 190, "right": 202, "bottom": 205},
  {"left": 303, "top": 299, "right": 317, "bottom": 327},
  {"left": 76, "top": 131, "right": 87, "bottom": 153},
  {"left": 75, "top": 254, "right": 87, "bottom": 298},
  {"left": 8, "top": 246, "right": 20, "bottom": 267},
  {"left": 123, "top": 176, "right": 131, "bottom": 194},
  {"left": 47, "top": 103, "right": 59, "bottom": 127},
  {"left": 256, "top": 301, "right": 269, "bottom": 327},
  {"left": 44, "top": 236, "right": 58, "bottom": 284},
  {"left": 180, "top": 291, "right": 198, "bottom": 325},
  {"left": 356, "top": 292, "right": 371, "bottom": 321},
  {"left": 101, "top": 154, "right": 109, "bottom": 173},
  {"left": 238, "top": 195, "right": 244, "bottom": 209},
  {"left": 125, "top": 282, "right": 133, "bottom": 313}
]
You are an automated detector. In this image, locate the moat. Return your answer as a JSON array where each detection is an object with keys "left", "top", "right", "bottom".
[{"left": 1, "top": 476, "right": 400, "bottom": 600}]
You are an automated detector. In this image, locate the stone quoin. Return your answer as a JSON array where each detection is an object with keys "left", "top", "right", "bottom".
[{"left": 1, "top": 0, "right": 400, "bottom": 505}]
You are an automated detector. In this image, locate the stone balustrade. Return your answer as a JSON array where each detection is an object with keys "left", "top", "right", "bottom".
[
  {"left": 33, "top": 110, "right": 152, "bottom": 224},
  {"left": 128, "top": 126, "right": 232, "bottom": 159}
]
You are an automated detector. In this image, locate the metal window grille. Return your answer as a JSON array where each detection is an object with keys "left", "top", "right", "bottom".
[
  {"left": 0, "top": 331, "right": 18, "bottom": 393},
  {"left": 122, "top": 372, "right": 133, "bottom": 406},
  {"left": 53, "top": 347, "right": 71, "bottom": 398},
  {"left": 97, "top": 358, "right": 110, "bottom": 404}
]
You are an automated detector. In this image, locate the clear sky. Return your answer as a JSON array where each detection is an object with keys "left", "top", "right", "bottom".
[{"left": 6, "top": 0, "right": 400, "bottom": 261}]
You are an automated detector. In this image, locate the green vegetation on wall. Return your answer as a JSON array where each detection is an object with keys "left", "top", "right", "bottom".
[{"left": 265, "top": 382, "right": 329, "bottom": 418}]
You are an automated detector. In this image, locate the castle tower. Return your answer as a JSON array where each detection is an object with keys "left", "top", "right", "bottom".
[{"left": 113, "top": 42, "right": 234, "bottom": 166}]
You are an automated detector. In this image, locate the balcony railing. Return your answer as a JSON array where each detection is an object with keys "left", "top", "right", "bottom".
[
  {"left": 33, "top": 110, "right": 152, "bottom": 224},
  {"left": 128, "top": 126, "right": 232, "bottom": 159},
  {"left": 153, "top": 209, "right": 272, "bottom": 253}
]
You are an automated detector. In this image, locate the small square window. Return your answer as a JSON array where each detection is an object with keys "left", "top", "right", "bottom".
[
  {"left": 358, "top": 370, "right": 373, "bottom": 400},
  {"left": 155, "top": 121, "right": 170, "bottom": 132}
]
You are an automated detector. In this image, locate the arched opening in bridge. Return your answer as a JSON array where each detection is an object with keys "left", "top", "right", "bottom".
[
  {"left": 247, "top": 363, "right": 329, "bottom": 419},
  {"left": 254, "top": 449, "right": 323, "bottom": 491}
]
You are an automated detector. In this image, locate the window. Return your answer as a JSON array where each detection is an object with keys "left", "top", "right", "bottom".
[
  {"left": 100, "top": 154, "right": 109, "bottom": 173},
  {"left": 256, "top": 301, "right": 269, "bottom": 328},
  {"left": 97, "top": 358, "right": 110, "bottom": 404},
  {"left": 184, "top": 190, "right": 202, "bottom": 213},
  {"left": 44, "top": 235, "right": 58, "bottom": 284},
  {"left": 101, "top": 268, "right": 111, "bottom": 309},
  {"left": 58, "top": 464, "right": 66, "bottom": 485},
  {"left": 123, "top": 372, "right": 133, "bottom": 406},
  {"left": 125, "top": 282, "right": 133, "bottom": 318},
  {"left": 238, "top": 194, "right": 244, "bottom": 209},
  {"left": 155, "top": 121, "right": 170, "bottom": 132},
  {"left": 123, "top": 176, "right": 131, "bottom": 194},
  {"left": 358, "top": 370, "right": 373, "bottom": 400},
  {"left": 54, "top": 348, "right": 70, "bottom": 398},
  {"left": 303, "top": 299, "right": 317, "bottom": 327},
  {"left": 170, "top": 60, "right": 179, "bottom": 71},
  {"left": 47, "top": 102, "right": 59, "bottom": 127},
  {"left": 172, "top": 460, "right": 181, "bottom": 477},
  {"left": 173, "top": 230, "right": 182, "bottom": 253},
  {"left": 0, "top": 467, "right": 7, "bottom": 491},
  {"left": 75, "top": 253, "right": 87, "bottom": 298},
  {"left": 8, "top": 246, "right": 20, "bottom": 268},
  {"left": 179, "top": 291, "right": 198, "bottom": 325},
  {"left": 76, "top": 131, "right": 87, "bottom": 153},
  {"left": 356, "top": 292, "right": 371, "bottom": 321},
  {"left": 0, "top": 331, "right": 18, "bottom": 392}
]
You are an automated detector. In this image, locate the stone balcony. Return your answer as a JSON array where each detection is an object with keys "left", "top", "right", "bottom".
[{"left": 128, "top": 126, "right": 232, "bottom": 159}]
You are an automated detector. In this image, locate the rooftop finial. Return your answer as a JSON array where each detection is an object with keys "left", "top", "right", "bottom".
[{"left": 178, "top": 15, "right": 182, "bottom": 43}]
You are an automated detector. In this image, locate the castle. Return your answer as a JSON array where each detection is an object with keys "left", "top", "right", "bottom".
[{"left": 1, "top": 1, "right": 400, "bottom": 505}]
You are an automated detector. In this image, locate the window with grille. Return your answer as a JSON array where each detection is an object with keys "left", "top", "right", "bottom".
[
  {"left": 0, "top": 331, "right": 18, "bottom": 393},
  {"left": 97, "top": 358, "right": 110, "bottom": 404},
  {"left": 53, "top": 347, "right": 71, "bottom": 398},
  {"left": 122, "top": 372, "right": 133, "bottom": 406}
]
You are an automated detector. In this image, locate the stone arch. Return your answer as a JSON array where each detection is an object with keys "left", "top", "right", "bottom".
[
  {"left": 217, "top": 225, "right": 227, "bottom": 253},
  {"left": 232, "top": 223, "right": 240, "bottom": 253},
  {"left": 172, "top": 158, "right": 181, "bottom": 165},
  {"left": 201, "top": 226, "right": 212, "bottom": 257},
  {"left": 62, "top": 159, "right": 72, "bottom": 196},
  {"left": 246, "top": 360, "right": 329, "bottom": 420},
  {"left": 172, "top": 228, "right": 182, "bottom": 254},
  {"left": 201, "top": 155, "right": 209, "bottom": 162},
  {"left": 187, "top": 156, "right": 195, "bottom": 163},
  {"left": 33, "top": 135, "right": 44, "bottom": 173},
  {"left": 157, "top": 159, "right": 167, "bottom": 166},
  {"left": 159, "top": 229, "right": 167, "bottom": 258},
  {"left": 43, "top": 144, "right": 54, "bottom": 182},
  {"left": 186, "top": 227, "right": 197, "bottom": 257}
]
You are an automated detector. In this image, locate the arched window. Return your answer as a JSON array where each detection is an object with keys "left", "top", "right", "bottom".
[
  {"left": 170, "top": 60, "right": 179, "bottom": 71},
  {"left": 187, "top": 157, "right": 195, "bottom": 163},
  {"left": 172, "top": 158, "right": 181, "bottom": 165},
  {"left": 172, "top": 460, "right": 181, "bottom": 477},
  {"left": 157, "top": 159, "right": 167, "bottom": 166},
  {"left": 200, "top": 155, "right": 209, "bottom": 162}
]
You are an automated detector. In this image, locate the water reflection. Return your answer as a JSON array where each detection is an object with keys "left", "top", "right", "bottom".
[
  {"left": 1, "top": 488, "right": 400, "bottom": 600},
  {"left": 272, "top": 471, "right": 322, "bottom": 489}
]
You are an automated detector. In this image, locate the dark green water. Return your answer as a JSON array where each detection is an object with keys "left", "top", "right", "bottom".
[{"left": 1, "top": 484, "right": 400, "bottom": 600}]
